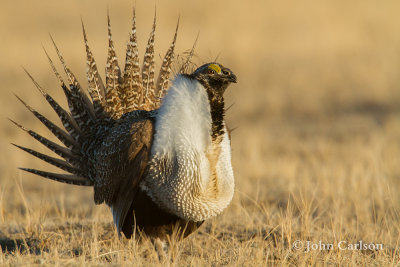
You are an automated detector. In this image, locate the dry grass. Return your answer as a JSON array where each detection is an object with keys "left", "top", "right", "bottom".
[{"left": 1, "top": 0, "right": 400, "bottom": 265}]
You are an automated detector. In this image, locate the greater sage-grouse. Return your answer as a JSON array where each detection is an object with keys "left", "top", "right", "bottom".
[{"left": 11, "top": 10, "right": 237, "bottom": 240}]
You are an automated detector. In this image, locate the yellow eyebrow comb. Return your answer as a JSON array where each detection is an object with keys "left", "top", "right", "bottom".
[{"left": 208, "top": 64, "right": 221, "bottom": 73}]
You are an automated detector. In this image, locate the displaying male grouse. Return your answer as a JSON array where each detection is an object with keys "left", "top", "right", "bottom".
[{"left": 11, "top": 10, "right": 237, "bottom": 240}]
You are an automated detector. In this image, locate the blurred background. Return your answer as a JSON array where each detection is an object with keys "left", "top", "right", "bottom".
[{"left": 1, "top": 0, "right": 400, "bottom": 256}]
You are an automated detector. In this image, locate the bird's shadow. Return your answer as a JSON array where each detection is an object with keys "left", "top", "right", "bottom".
[{"left": 0, "top": 235, "right": 48, "bottom": 255}]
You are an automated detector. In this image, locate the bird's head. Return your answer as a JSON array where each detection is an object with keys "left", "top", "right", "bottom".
[{"left": 191, "top": 63, "right": 237, "bottom": 97}]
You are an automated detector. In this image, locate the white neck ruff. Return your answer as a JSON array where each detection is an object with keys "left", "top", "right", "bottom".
[{"left": 142, "top": 75, "right": 234, "bottom": 221}]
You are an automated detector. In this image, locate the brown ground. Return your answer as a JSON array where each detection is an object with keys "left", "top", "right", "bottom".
[{"left": 1, "top": 0, "right": 400, "bottom": 265}]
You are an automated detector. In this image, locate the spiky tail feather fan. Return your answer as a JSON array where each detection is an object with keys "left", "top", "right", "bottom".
[{"left": 11, "top": 10, "right": 190, "bottom": 188}]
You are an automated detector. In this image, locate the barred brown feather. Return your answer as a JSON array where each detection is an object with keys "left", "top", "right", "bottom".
[
  {"left": 49, "top": 36, "right": 97, "bottom": 135},
  {"left": 81, "top": 20, "right": 107, "bottom": 117},
  {"left": 178, "top": 33, "right": 199, "bottom": 74},
  {"left": 141, "top": 11, "right": 157, "bottom": 110},
  {"left": 155, "top": 18, "right": 179, "bottom": 106},
  {"left": 105, "top": 13, "right": 124, "bottom": 118},
  {"left": 122, "top": 8, "right": 143, "bottom": 113}
]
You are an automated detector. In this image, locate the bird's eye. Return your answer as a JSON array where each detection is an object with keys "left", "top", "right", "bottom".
[
  {"left": 222, "top": 70, "right": 230, "bottom": 75},
  {"left": 208, "top": 69, "right": 216, "bottom": 74}
]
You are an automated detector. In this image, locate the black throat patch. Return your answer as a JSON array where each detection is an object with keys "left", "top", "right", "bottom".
[{"left": 206, "top": 89, "right": 225, "bottom": 141}]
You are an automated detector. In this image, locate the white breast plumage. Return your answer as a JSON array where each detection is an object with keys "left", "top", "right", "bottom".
[{"left": 141, "top": 75, "right": 235, "bottom": 221}]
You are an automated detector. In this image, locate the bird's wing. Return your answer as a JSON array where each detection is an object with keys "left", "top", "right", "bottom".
[{"left": 92, "top": 112, "right": 154, "bottom": 233}]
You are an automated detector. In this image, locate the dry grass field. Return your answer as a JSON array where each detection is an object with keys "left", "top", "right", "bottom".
[{"left": 1, "top": 0, "right": 400, "bottom": 265}]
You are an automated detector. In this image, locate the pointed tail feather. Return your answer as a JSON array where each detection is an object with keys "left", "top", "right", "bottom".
[
  {"left": 155, "top": 18, "right": 179, "bottom": 104},
  {"left": 12, "top": 144, "right": 83, "bottom": 176},
  {"left": 19, "top": 168, "right": 92, "bottom": 186},
  {"left": 122, "top": 8, "right": 143, "bottom": 113},
  {"left": 43, "top": 45, "right": 95, "bottom": 121},
  {"left": 17, "top": 69, "right": 93, "bottom": 187},
  {"left": 60, "top": 83, "right": 96, "bottom": 136},
  {"left": 141, "top": 10, "right": 157, "bottom": 110},
  {"left": 9, "top": 119, "right": 81, "bottom": 166},
  {"left": 50, "top": 36, "right": 97, "bottom": 134},
  {"left": 49, "top": 34, "right": 81, "bottom": 88},
  {"left": 23, "top": 68, "right": 83, "bottom": 142},
  {"left": 14, "top": 94, "right": 80, "bottom": 151},
  {"left": 179, "top": 33, "right": 199, "bottom": 74},
  {"left": 105, "top": 12, "right": 124, "bottom": 119},
  {"left": 42, "top": 46, "right": 65, "bottom": 86},
  {"left": 81, "top": 20, "right": 107, "bottom": 118}
]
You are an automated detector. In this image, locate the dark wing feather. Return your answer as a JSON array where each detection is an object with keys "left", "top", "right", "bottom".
[{"left": 92, "top": 113, "right": 154, "bottom": 234}]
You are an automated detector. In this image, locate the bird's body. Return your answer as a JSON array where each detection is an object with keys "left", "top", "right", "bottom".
[{"left": 12, "top": 10, "right": 236, "bottom": 241}]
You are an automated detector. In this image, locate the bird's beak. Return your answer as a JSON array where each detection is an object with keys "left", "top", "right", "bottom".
[{"left": 228, "top": 73, "right": 237, "bottom": 83}]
